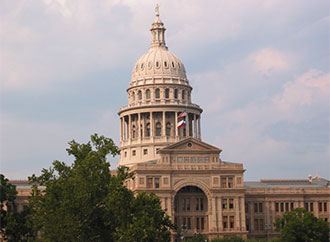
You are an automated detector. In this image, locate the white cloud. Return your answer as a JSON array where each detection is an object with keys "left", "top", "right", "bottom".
[
  {"left": 249, "top": 48, "right": 289, "bottom": 75},
  {"left": 273, "top": 69, "right": 329, "bottom": 122}
]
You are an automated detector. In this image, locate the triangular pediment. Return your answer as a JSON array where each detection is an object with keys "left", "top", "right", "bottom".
[{"left": 159, "top": 137, "right": 221, "bottom": 154}]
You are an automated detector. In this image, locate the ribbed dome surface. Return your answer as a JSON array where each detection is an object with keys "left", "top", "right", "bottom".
[{"left": 131, "top": 47, "right": 187, "bottom": 81}]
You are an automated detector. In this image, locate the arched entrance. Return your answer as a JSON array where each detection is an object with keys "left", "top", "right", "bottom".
[{"left": 174, "top": 186, "right": 208, "bottom": 239}]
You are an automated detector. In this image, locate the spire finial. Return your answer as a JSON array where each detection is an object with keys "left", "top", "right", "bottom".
[{"left": 155, "top": 4, "right": 160, "bottom": 17}]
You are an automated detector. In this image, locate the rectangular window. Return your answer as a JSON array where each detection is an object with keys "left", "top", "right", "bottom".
[
  {"left": 201, "top": 217, "right": 204, "bottom": 230},
  {"left": 275, "top": 203, "right": 279, "bottom": 212},
  {"left": 246, "top": 219, "right": 250, "bottom": 231},
  {"left": 228, "top": 177, "right": 233, "bottom": 188},
  {"left": 223, "top": 216, "right": 228, "bottom": 229},
  {"left": 222, "top": 199, "right": 227, "bottom": 210},
  {"left": 198, "top": 157, "right": 203, "bottom": 162},
  {"left": 139, "top": 177, "right": 144, "bottom": 185},
  {"left": 204, "top": 157, "right": 209, "bottom": 162},
  {"left": 254, "top": 203, "right": 258, "bottom": 213},
  {"left": 324, "top": 202, "right": 327, "bottom": 212},
  {"left": 254, "top": 219, "right": 259, "bottom": 231},
  {"left": 259, "top": 202, "right": 263, "bottom": 213},
  {"left": 132, "top": 150, "right": 136, "bottom": 156},
  {"left": 143, "top": 149, "right": 148, "bottom": 155},
  {"left": 230, "top": 216, "right": 234, "bottom": 229},
  {"left": 221, "top": 177, "right": 227, "bottom": 188},
  {"left": 186, "top": 199, "right": 190, "bottom": 211},
  {"left": 280, "top": 203, "right": 284, "bottom": 212},
  {"left": 147, "top": 178, "right": 153, "bottom": 188},
  {"left": 310, "top": 202, "right": 313, "bottom": 212},
  {"left": 290, "top": 202, "right": 294, "bottom": 211},
  {"left": 191, "top": 157, "right": 196, "bottom": 162},
  {"left": 196, "top": 217, "right": 200, "bottom": 230},
  {"left": 285, "top": 202, "right": 289, "bottom": 211},
  {"left": 259, "top": 219, "right": 264, "bottom": 231},
  {"left": 305, "top": 202, "right": 308, "bottom": 210},
  {"left": 229, "top": 199, "right": 234, "bottom": 209},
  {"left": 178, "top": 157, "right": 183, "bottom": 162},
  {"left": 154, "top": 178, "right": 159, "bottom": 188},
  {"left": 184, "top": 157, "right": 189, "bottom": 162},
  {"left": 319, "top": 202, "right": 322, "bottom": 212},
  {"left": 187, "top": 217, "right": 191, "bottom": 229}
]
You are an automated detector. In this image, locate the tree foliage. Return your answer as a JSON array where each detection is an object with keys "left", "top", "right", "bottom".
[
  {"left": 274, "top": 208, "right": 330, "bottom": 242},
  {"left": 0, "top": 174, "right": 34, "bottom": 241},
  {"left": 28, "top": 134, "right": 174, "bottom": 242}
]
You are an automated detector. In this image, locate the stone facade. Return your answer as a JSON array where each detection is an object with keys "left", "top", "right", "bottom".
[{"left": 8, "top": 7, "right": 330, "bottom": 241}]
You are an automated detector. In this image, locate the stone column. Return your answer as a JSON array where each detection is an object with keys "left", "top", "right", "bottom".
[
  {"left": 314, "top": 202, "right": 319, "bottom": 217},
  {"left": 198, "top": 115, "right": 201, "bottom": 139},
  {"left": 138, "top": 113, "right": 141, "bottom": 141},
  {"left": 120, "top": 117, "right": 123, "bottom": 140},
  {"left": 175, "top": 112, "right": 178, "bottom": 138},
  {"left": 194, "top": 114, "right": 197, "bottom": 138},
  {"left": 235, "top": 197, "right": 240, "bottom": 230},
  {"left": 162, "top": 111, "right": 166, "bottom": 137},
  {"left": 265, "top": 201, "right": 270, "bottom": 231},
  {"left": 240, "top": 197, "right": 247, "bottom": 231},
  {"left": 186, "top": 113, "right": 190, "bottom": 137},
  {"left": 212, "top": 197, "right": 217, "bottom": 232},
  {"left": 128, "top": 114, "right": 131, "bottom": 140},
  {"left": 150, "top": 112, "right": 153, "bottom": 139},
  {"left": 249, "top": 202, "right": 254, "bottom": 231},
  {"left": 218, "top": 197, "right": 223, "bottom": 231}
]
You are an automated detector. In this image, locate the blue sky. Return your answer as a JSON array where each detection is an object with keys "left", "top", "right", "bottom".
[{"left": 1, "top": 0, "right": 329, "bottom": 180}]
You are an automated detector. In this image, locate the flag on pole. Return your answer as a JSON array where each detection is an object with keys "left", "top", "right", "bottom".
[
  {"left": 177, "top": 118, "right": 186, "bottom": 128},
  {"left": 178, "top": 111, "right": 187, "bottom": 119}
]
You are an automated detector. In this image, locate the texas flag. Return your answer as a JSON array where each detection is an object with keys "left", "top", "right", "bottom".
[
  {"left": 177, "top": 119, "right": 186, "bottom": 128},
  {"left": 178, "top": 111, "right": 187, "bottom": 119}
]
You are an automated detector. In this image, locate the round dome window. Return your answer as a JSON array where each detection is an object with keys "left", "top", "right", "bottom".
[
  {"left": 156, "top": 61, "right": 160, "bottom": 68},
  {"left": 187, "top": 142, "right": 193, "bottom": 148}
]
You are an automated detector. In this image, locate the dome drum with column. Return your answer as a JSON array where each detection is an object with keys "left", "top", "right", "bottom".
[{"left": 118, "top": 9, "right": 203, "bottom": 167}]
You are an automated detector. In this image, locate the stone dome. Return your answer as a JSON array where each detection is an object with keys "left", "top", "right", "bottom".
[
  {"left": 131, "top": 47, "right": 187, "bottom": 81},
  {"left": 130, "top": 7, "right": 188, "bottom": 84}
]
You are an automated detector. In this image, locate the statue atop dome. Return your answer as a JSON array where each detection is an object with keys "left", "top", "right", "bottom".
[{"left": 155, "top": 4, "right": 159, "bottom": 17}]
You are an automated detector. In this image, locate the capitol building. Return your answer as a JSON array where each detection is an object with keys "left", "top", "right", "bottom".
[{"left": 12, "top": 7, "right": 330, "bottom": 241}]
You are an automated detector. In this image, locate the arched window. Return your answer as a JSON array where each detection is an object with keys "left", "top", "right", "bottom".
[
  {"left": 174, "top": 89, "right": 178, "bottom": 99},
  {"left": 182, "top": 90, "right": 185, "bottom": 100},
  {"left": 155, "top": 88, "right": 160, "bottom": 99},
  {"left": 132, "top": 125, "right": 136, "bottom": 139},
  {"left": 132, "top": 92, "right": 135, "bottom": 101},
  {"left": 166, "top": 122, "right": 171, "bottom": 136},
  {"left": 138, "top": 90, "right": 142, "bottom": 100},
  {"left": 156, "top": 122, "right": 161, "bottom": 136},
  {"left": 146, "top": 89, "right": 151, "bottom": 99},
  {"left": 146, "top": 123, "right": 150, "bottom": 137},
  {"left": 165, "top": 88, "right": 169, "bottom": 99}
]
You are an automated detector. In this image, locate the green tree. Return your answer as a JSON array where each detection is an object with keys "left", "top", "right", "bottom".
[
  {"left": 1, "top": 174, "right": 17, "bottom": 232},
  {"left": 0, "top": 174, "right": 34, "bottom": 241},
  {"left": 185, "top": 233, "right": 208, "bottom": 242},
  {"left": 28, "top": 134, "right": 174, "bottom": 242},
  {"left": 210, "top": 236, "right": 244, "bottom": 242},
  {"left": 274, "top": 208, "right": 329, "bottom": 242}
]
